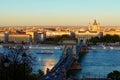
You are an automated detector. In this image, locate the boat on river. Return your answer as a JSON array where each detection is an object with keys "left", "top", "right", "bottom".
[
  {"left": 80, "top": 46, "right": 88, "bottom": 53},
  {"left": 36, "top": 50, "right": 53, "bottom": 54},
  {"left": 29, "top": 45, "right": 63, "bottom": 50}
]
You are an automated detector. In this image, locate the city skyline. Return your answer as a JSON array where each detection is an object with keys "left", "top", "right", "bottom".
[{"left": 0, "top": 0, "right": 120, "bottom": 26}]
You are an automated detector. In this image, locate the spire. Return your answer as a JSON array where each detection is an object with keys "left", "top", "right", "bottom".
[{"left": 93, "top": 19, "right": 98, "bottom": 25}]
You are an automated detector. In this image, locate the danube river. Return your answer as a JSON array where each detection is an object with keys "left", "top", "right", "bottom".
[
  {"left": 30, "top": 46, "right": 120, "bottom": 78},
  {"left": 76, "top": 49, "right": 120, "bottom": 78},
  {"left": 1, "top": 46, "right": 120, "bottom": 78},
  {"left": 29, "top": 48, "right": 63, "bottom": 74}
]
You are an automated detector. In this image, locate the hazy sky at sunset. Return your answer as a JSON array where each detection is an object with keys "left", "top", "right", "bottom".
[{"left": 0, "top": 0, "right": 120, "bottom": 26}]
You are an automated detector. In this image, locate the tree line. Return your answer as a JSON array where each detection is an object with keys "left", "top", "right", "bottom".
[
  {"left": 41, "top": 35, "right": 77, "bottom": 44},
  {"left": 89, "top": 34, "right": 120, "bottom": 45}
]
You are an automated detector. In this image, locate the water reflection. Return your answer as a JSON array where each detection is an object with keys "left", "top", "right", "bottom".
[
  {"left": 43, "top": 58, "right": 57, "bottom": 74},
  {"left": 31, "top": 49, "right": 63, "bottom": 74}
]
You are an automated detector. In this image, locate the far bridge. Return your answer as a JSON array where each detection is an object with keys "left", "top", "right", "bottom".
[{"left": 38, "top": 40, "right": 83, "bottom": 80}]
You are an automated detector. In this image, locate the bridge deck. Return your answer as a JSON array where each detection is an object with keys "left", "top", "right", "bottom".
[{"left": 38, "top": 42, "right": 83, "bottom": 80}]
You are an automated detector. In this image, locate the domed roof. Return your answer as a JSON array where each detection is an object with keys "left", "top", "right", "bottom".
[{"left": 93, "top": 20, "right": 98, "bottom": 25}]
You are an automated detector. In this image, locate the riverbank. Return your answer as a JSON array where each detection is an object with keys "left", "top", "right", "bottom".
[
  {"left": 88, "top": 44, "right": 120, "bottom": 50},
  {"left": 0, "top": 43, "right": 64, "bottom": 50}
]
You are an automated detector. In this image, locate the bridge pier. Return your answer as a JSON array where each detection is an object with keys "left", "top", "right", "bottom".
[
  {"left": 62, "top": 40, "right": 82, "bottom": 70},
  {"left": 69, "top": 60, "right": 81, "bottom": 70},
  {"left": 46, "top": 68, "right": 50, "bottom": 74}
]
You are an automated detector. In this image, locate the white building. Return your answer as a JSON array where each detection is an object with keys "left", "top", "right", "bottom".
[
  {"left": 38, "top": 32, "right": 46, "bottom": 42},
  {"left": 9, "top": 34, "right": 31, "bottom": 43},
  {"left": 46, "top": 31, "right": 70, "bottom": 37}
]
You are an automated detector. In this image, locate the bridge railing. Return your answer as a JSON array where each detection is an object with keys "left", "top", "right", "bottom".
[
  {"left": 64, "top": 48, "right": 74, "bottom": 71},
  {"left": 50, "top": 46, "right": 71, "bottom": 73},
  {"left": 38, "top": 47, "right": 70, "bottom": 80},
  {"left": 38, "top": 43, "right": 84, "bottom": 80}
]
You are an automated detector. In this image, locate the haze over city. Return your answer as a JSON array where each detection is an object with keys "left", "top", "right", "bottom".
[{"left": 0, "top": 0, "right": 120, "bottom": 26}]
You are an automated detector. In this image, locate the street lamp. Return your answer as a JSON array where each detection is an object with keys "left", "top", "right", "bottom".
[
  {"left": 22, "top": 52, "right": 26, "bottom": 80},
  {"left": 4, "top": 56, "right": 10, "bottom": 80}
]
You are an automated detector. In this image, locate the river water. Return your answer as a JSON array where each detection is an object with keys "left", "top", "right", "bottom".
[
  {"left": 76, "top": 49, "right": 120, "bottom": 78},
  {"left": 29, "top": 49, "right": 63, "bottom": 74},
  {"left": 1, "top": 46, "right": 120, "bottom": 78},
  {"left": 31, "top": 47, "right": 120, "bottom": 78}
]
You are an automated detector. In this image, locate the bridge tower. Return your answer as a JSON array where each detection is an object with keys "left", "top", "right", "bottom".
[
  {"left": 62, "top": 40, "right": 77, "bottom": 58},
  {"left": 62, "top": 40, "right": 81, "bottom": 70}
]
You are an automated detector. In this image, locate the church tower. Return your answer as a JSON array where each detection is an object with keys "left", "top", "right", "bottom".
[
  {"left": 88, "top": 20, "right": 100, "bottom": 31},
  {"left": 88, "top": 23, "right": 92, "bottom": 31}
]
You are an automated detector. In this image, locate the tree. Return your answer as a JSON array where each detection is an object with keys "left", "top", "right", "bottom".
[
  {"left": 0, "top": 44, "right": 44, "bottom": 80},
  {"left": 42, "top": 35, "right": 77, "bottom": 44},
  {"left": 89, "top": 34, "right": 120, "bottom": 44},
  {"left": 107, "top": 70, "right": 120, "bottom": 80},
  {"left": 103, "top": 34, "right": 112, "bottom": 42},
  {"left": 90, "top": 37, "right": 99, "bottom": 45},
  {"left": 112, "top": 35, "right": 120, "bottom": 43}
]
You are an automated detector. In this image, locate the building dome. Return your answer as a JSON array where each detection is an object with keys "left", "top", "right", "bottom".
[
  {"left": 93, "top": 19, "right": 98, "bottom": 25},
  {"left": 88, "top": 20, "right": 100, "bottom": 31}
]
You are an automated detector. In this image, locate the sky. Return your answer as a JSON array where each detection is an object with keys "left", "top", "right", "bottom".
[{"left": 0, "top": 0, "right": 120, "bottom": 26}]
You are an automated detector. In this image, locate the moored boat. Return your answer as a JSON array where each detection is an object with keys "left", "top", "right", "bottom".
[
  {"left": 80, "top": 46, "right": 88, "bottom": 53},
  {"left": 89, "top": 45, "right": 120, "bottom": 50}
]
